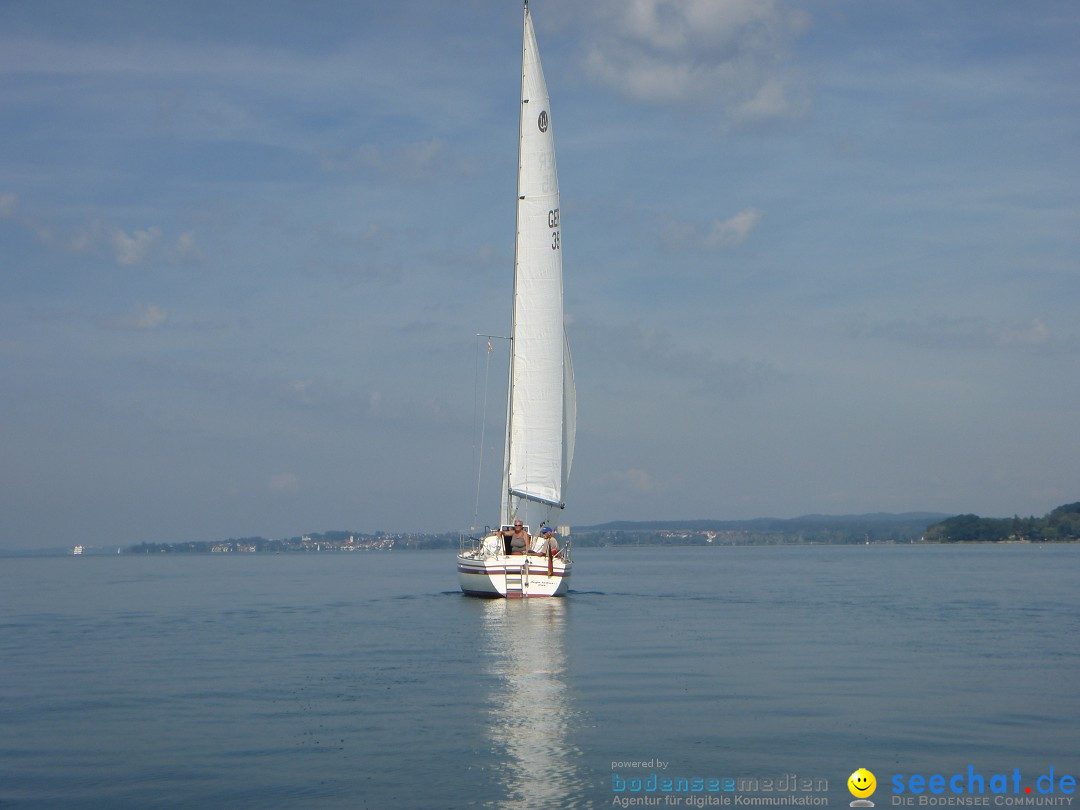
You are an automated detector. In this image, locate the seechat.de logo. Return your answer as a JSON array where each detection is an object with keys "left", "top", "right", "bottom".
[{"left": 891, "top": 765, "right": 1077, "bottom": 799}]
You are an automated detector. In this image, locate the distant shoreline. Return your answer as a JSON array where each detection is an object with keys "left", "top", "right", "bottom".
[
  {"left": 5, "top": 539, "right": 1078, "bottom": 559},
  {"left": 6, "top": 503, "right": 1076, "bottom": 555}
]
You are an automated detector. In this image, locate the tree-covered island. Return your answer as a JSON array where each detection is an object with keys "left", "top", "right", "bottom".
[{"left": 924, "top": 502, "right": 1080, "bottom": 543}]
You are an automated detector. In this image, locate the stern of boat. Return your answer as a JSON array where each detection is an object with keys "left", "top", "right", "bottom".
[{"left": 458, "top": 532, "right": 571, "bottom": 598}]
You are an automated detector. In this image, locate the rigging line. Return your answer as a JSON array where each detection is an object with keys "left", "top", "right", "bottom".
[
  {"left": 470, "top": 335, "right": 479, "bottom": 525},
  {"left": 473, "top": 335, "right": 496, "bottom": 523}
]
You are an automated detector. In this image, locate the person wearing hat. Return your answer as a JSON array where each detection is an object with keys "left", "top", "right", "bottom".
[{"left": 531, "top": 526, "right": 559, "bottom": 557}]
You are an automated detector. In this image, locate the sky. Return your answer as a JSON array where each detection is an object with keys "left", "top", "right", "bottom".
[{"left": 2, "top": 0, "right": 1078, "bottom": 549}]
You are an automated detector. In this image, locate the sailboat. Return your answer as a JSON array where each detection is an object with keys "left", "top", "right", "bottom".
[{"left": 458, "top": 0, "right": 576, "bottom": 598}]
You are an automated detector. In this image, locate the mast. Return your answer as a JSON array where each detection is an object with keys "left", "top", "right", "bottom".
[
  {"left": 500, "top": 0, "right": 574, "bottom": 527},
  {"left": 500, "top": 1, "right": 530, "bottom": 527}
]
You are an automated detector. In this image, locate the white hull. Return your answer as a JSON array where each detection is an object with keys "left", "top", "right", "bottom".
[{"left": 458, "top": 535, "right": 571, "bottom": 598}]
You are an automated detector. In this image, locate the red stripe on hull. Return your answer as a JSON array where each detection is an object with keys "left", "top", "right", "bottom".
[{"left": 457, "top": 565, "right": 567, "bottom": 578}]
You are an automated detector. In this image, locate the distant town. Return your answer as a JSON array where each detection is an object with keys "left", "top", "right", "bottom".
[
  {"left": 43, "top": 502, "right": 1079, "bottom": 556},
  {"left": 127, "top": 531, "right": 432, "bottom": 555}
]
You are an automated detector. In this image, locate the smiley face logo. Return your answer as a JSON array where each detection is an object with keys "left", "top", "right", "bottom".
[{"left": 848, "top": 768, "right": 877, "bottom": 798}]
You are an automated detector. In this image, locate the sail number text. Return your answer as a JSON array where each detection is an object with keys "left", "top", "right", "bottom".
[{"left": 549, "top": 208, "right": 560, "bottom": 251}]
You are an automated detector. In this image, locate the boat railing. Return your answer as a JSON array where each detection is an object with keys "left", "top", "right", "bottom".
[
  {"left": 459, "top": 530, "right": 505, "bottom": 560},
  {"left": 460, "top": 530, "right": 570, "bottom": 562},
  {"left": 459, "top": 533, "right": 479, "bottom": 556}
]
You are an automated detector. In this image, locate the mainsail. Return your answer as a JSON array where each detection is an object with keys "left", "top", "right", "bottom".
[{"left": 501, "top": 3, "right": 576, "bottom": 524}]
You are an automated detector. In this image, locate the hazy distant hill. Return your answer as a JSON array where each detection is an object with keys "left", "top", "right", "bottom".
[
  {"left": 570, "top": 513, "right": 951, "bottom": 546},
  {"left": 579, "top": 513, "right": 950, "bottom": 533}
]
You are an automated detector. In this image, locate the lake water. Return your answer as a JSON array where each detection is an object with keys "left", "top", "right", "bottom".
[{"left": 1, "top": 545, "right": 1077, "bottom": 808}]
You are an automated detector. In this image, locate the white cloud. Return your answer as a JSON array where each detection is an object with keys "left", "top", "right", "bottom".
[
  {"left": 663, "top": 207, "right": 763, "bottom": 250},
  {"left": 319, "top": 139, "right": 451, "bottom": 180},
  {"left": 852, "top": 315, "right": 1058, "bottom": 352},
  {"left": 290, "top": 379, "right": 316, "bottom": 404},
  {"left": 610, "top": 467, "right": 660, "bottom": 494},
  {"left": 28, "top": 214, "right": 177, "bottom": 268},
  {"left": 580, "top": 0, "right": 810, "bottom": 124},
  {"left": 731, "top": 78, "right": 809, "bottom": 125},
  {"left": 67, "top": 218, "right": 106, "bottom": 255},
  {"left": 166, "top": 231, "right": 202, "bottom": 265},
  {"left": 996, "top": 318, "right": 1051, "bottom": 348},
  {"left": 581, "top": 319, "right": 784, "bottom": 396},
  {"left": 111, "top": 226, "right": 162, "bottom": 266},
  {"left": 705, "top": 208, "right": 763, "bottom": 247},
  {"left": 123, "top": 303, "right": 168, "bottom": 330}
]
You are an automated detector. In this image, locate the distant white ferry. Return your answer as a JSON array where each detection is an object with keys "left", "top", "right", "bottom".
[{"left": 72, "top": 545, "right": 85, "bottom": 555}]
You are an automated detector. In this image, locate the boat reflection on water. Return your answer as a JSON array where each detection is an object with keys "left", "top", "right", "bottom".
[{"left": 479, "top": 598, "right": 587, "bottom": 807}]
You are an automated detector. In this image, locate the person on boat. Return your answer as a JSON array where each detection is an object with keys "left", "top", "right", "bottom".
[
  {"left": 504, "top": 521, "right": 529, "bottom": 555},
  {"left": 530, "top": 526, "right": 559, "bottom": 557}
]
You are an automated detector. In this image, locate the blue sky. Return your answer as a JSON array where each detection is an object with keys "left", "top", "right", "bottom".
[{"left": 2, "top": 0, "right": 1078, "bottom": 549}]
